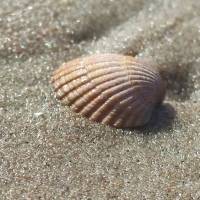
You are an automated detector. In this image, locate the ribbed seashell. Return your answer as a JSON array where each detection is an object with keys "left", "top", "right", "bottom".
[{"left": 51, "top": 54, "right": 166, "bottom": 128}]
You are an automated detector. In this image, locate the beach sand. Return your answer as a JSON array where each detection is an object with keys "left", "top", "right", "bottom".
[{"left": 0, "top": 0, "right": 200, "bottom": 199}]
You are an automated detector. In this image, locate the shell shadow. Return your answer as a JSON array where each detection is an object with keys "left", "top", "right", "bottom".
[{"left": 128, "top": 103, "right": 176, "bottom": 134}]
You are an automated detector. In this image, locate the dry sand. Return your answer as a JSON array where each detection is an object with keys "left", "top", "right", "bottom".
[{"left": 0, "top": 0, "right": 200, "bottom": 199}]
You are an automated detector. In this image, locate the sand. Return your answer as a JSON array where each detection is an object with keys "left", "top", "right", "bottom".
[{"left": 0, "top": 0, "right": 200, "bottom": 199}]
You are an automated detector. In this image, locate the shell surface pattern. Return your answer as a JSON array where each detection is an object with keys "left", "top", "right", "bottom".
[{"left": 51, "top": 54, "right": 166, "bottom": 128}]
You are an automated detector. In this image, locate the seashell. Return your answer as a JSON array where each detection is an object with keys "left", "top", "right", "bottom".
[{"left": 51, "top": 54, "right": 166, "bottom": 128}]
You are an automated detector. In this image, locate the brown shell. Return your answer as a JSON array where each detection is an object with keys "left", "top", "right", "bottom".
[{"left": 51, "top": 54, "right": 166, "bottom": 128}]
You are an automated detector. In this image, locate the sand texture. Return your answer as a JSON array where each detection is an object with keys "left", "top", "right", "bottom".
[{"left": 0, "top": 0, "right": 200, "bottom": 199}]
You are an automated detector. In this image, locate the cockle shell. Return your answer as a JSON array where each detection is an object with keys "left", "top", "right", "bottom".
[{"left": 51, "top": 54, "right": 166, "bottom": 128}]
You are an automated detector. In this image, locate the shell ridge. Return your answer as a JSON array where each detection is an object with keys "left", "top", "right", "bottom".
[
  {"left": 128, "top": 67, "right": 160, "bottom": 83},
  {"left": 114, "top": 94, "right": 150, "bottom": 127},
  {"left": 127, "top": 59, "right": 159, "bottom": 76},
  {"left": 123, "top": 56, "right": 157, "bottom": 100},
  {"left": 52, "top": 69, "right": 88, "bottom": 91},
  {"left": 126, "top": 60, "right": 162, "bottom": 82},
  {"left": 125, "top": 102, "right": 155, "bottom": 127},
  {"left": 89, "top": 86, "right": 134, "bottom": 122},
  {"left": 52, "top": 57, "right": 88, "bottom": 90},
  {"left": 126, "top": 63, "right": 161, "bottom": 82},
  {"left": 102, "top": 95, "right": 139, "bottom": 126},
  {"left": 61, "top": 82, "right": 94, "bottom": 106},
  {"left": 54, "top": 65, "right": 126, "bottom": 93},
  {"left": 53, "top": 57, "right": 87, "bottom": 80},
  {"left": 51, "top": 54, "right": 166, "bottom": 128},
  {"left": 85, "top": 66, "right": 125, "bottom": 80},
  {"left": 85, "top": 60, "right": 124, "bottom": 71},
  {"left": 53, "top": 68, "right": 122, "bottom": 99},
  {"left": 125, "top": 73, "right": 159, "bottom": 87},
  {"left": 78, "top": 80, "right": 133, "bottom": 116},
  {"left": 84, "top": 57, "right": 132, "bottom": 120},
  {"left": 126, "top": 101, "right": 150, "bottom": 127},
  {"left": 54, "top": 77, "right": 88, "bottom": 100},
  {"left": 64, "top": 77, "right": 130, "bottom": 114},
  {"left": 60, "top": 71, "right": 129, "bottom": 104},
  {"left": 52, "top": 66, "right": 85, "bottom": 84}
]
